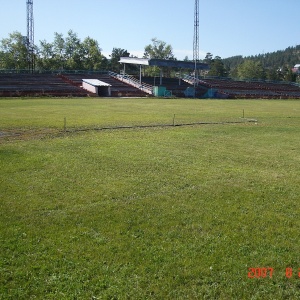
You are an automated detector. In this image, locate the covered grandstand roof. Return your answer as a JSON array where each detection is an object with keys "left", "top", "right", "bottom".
[{"left": 119, "top": 57, "right": 209, "bottom": 70}]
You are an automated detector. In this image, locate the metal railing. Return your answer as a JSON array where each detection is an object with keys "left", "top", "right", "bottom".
[
  {"left": 182, "top": 74, "right": 208, "bottom": 86},
  {"left": 108, "top": 71, "right": 153, "bottom": 95}
]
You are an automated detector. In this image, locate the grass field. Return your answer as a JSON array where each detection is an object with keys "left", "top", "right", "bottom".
[{"left": 1, "top": 98, "right": 300, "bottom": 299}]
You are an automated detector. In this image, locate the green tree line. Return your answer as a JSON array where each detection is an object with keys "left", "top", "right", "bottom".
[
  {"left": 1, "top": 30, "right": 299, "bottom": 82},
  {"left": 0, "top": 32, "right": 175, "bottom": 75},
  {"left": 203, "top": 48, "right": 300, "bottom": 82},
  {"left": 222, "top": 45, "right": 300, "bottom": 82},
  {"left": 0, "top": 31, "right": 137, "bottom": 72}
]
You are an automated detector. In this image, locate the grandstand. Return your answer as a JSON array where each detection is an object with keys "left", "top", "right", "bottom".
[
  {"left": 0, "top": 73, "right": 90, "bottom": 97},
  {"left": 61, "top": 73, "right": 148, "bottom": 97},
  {"left": 139, "top": 76, "right": 207, "bottom": 98},
  {"left": 0, "top": 73, "right": 148, "bottom": 97},
  {"left": 192, "top": 77, "right": 300, "bottom": 99},
  {"left": 1, "top": 71, "right": 300, "bottom": 99},
  {"left": 118, "top": 73, "right": 300, "bottom": 99}
]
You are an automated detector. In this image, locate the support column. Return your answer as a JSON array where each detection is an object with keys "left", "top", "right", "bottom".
[
  {"left": 160, "top": 68, "right": 163, "bottom": 85},
  {"left": 139, "top": 65, "right": 142, "bottom": 84},
  {"left": 179, "top": 69, "right": 182, "bottom": 86}
]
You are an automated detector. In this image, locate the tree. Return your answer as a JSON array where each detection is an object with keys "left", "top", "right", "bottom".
[
  {"left": 204, "top": 52, "right": 213, "bottom": 64},
  {"left": 144, "top": 38, "right": 175, "bottom": 76},
  {"left": 82, "top": 37, "right": 103, "bottom": 70},
  {"left": 208, "top": 56, "right": 227, "bottom": 77},
  {"left": 65, "top": 30, "right": 84, "bottom": 70},
  {"left": 283, "top": 67, "right": 296, "bottom": 82},
  {"left": 237, "top": 60, "right": 265, "bottom": 80},
  {"left": 110, "top": 48, "right": 130, "bottom": 72},
  {"left": 223, "top": 44, "right": 300, "bottom": 81},
  {"left": 0, "top": 51, "right": 6, "bottom": 68},
  {"left": 36, "top": 31, "right": 105, "bottom": 71},
  {"left": 144, "top": 38, "right": 174, "bottom": 60},
  {"left": 265, "top": 67, "right": 281, "bottom": 81},
  {"left": 53, "top": 32, "right": 65, "bottom": 70},
  {"left": 36, "top": 40, "right": 55, "bottom": 70},
  {"left": 0, "top": 31, "right": 29, "bottom": 70}
]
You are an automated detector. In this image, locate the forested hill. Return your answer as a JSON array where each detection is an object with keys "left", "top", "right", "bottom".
[{"left": 223, "top": 45, "right": 300, "bottom": 70}]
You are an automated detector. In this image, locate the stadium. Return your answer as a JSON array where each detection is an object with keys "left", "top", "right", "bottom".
[
  {"left": 1, "top": 1, "right": 300, "bottom": 300},
  {"left": 2, "top": 62, "right": 300, "bottom": 99},
  {"left": 1, "top": 1, "right": 300, "bottom": 99}
]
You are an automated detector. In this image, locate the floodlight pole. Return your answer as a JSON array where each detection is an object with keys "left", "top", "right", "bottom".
[
  {"left": 27, "top": 0, "right": 34, "bottom": 73},
  {"left": 193, "top": 0, "right": 199, "bottom": 97}
]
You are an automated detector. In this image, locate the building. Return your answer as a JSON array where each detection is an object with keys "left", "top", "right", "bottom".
[
  {"left": 292, "top": 64, "right": 300, "bottom": 74},
  {"left": 82, "top": 79, "right": 111, "bottom": 96}
]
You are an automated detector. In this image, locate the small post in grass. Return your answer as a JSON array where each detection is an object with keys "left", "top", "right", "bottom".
[
  {"left": 173, "top": 114, "right": 176, "bottom": 126},
  {"left": 64, "top": 117, "right": 67, "bottom": 131}
]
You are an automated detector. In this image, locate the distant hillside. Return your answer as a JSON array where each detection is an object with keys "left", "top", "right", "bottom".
[{"left": 223, "top": 45, "right": 300, "bottom": 71}]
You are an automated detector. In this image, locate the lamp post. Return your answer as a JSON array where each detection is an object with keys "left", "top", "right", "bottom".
[{"left": 193, "top": 0, "right": 199, "bottom": 97}]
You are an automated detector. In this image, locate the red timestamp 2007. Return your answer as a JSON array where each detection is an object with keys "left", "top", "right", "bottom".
[{"left": 248, "top": 267, "right": 300, "bottom": 279}]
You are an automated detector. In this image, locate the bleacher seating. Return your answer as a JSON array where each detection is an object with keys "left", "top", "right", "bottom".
[
  {"left": 62, "top": 73, "right": 148, "bottom": 97},
  {"left": 0, "top": 73, "right": 148, "bottom": 97},
  {"left": 1, "top": 72, "right": 299, "bottom": 99},
  {"left": 0, "top": 74, "right": 91, "bottom": 97},
  {"left": 198, "top": 78, "right": 300, "bottom": 99},
  {"left": 139, "top": 77, "right": 207, "bottom": 98}
]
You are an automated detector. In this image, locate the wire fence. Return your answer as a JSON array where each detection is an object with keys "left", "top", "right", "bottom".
[{"left": 61, "top": 117, "right": 258, "bottom": 133}]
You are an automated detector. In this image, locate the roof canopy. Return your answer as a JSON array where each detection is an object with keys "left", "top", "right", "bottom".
[
  {"left": 119, "top": 57, "right": 209, "bottom": 70},
  {"left": 82, "top": 79, "right": 111, "bottom": 87}
]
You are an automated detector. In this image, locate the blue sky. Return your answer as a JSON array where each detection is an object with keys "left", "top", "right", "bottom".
[{"left": 0, "top": 0, "right": 299, "bottom": 60}]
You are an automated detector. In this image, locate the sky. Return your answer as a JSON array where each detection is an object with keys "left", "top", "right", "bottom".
[{"left": 0, "top": 0, "right": 299, "bottom": 60}]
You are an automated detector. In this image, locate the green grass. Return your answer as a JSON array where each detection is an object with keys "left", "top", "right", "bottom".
[
  {"left": 1, "top": 98, "right": 300, "bottom": 299},
  {"left": 0, "top": 98, "right": 259, "bottom": 130}
]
